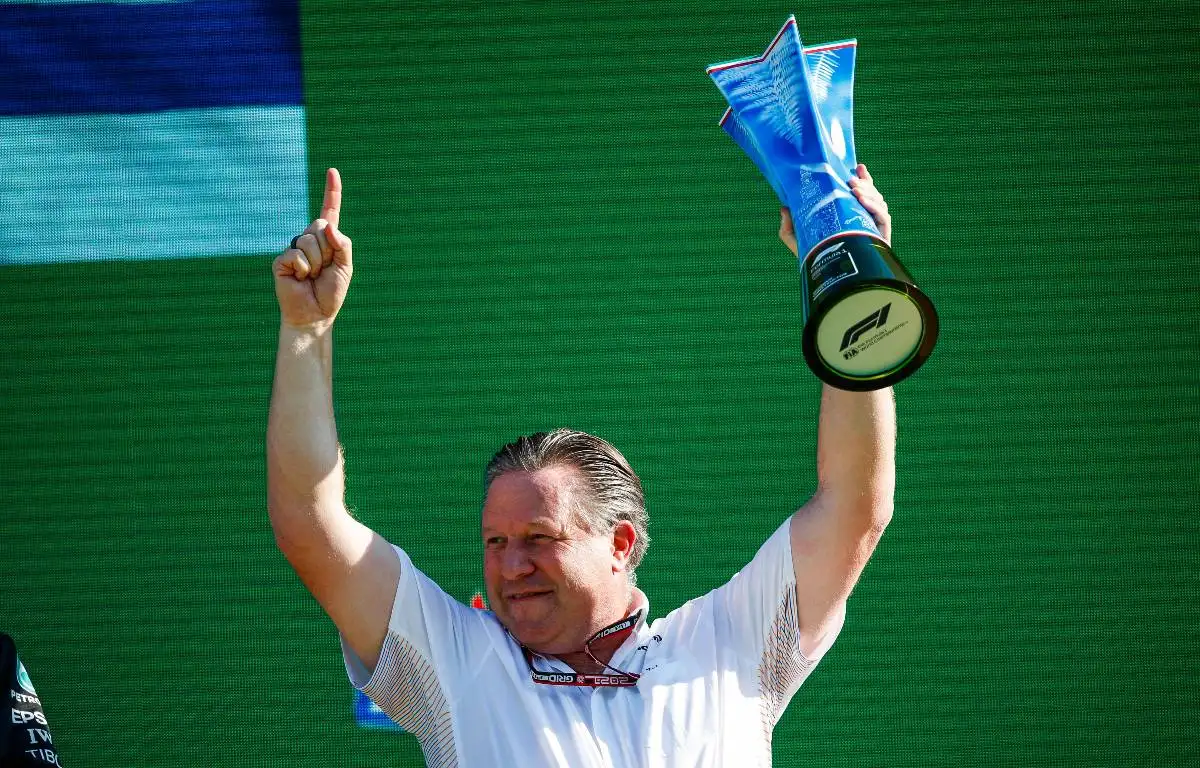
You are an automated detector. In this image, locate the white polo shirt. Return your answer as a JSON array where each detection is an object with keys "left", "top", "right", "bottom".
[{"left": 342, "top": 520, "right": 844, "bottom": 767}]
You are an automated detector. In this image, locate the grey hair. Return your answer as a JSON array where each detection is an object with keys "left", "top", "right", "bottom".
[{"left": 484, "top": 429, "right": 649, "bottom": 585}]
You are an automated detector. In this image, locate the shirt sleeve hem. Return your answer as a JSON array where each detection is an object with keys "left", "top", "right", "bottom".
[{"left": 340, "top": 544, "right": 416, "bottom": 691}]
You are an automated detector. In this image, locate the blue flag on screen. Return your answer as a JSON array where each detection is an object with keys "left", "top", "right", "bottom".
[
  {"left": 355, "top": 690, "right": 405, "bottom": 731},
  {"left": 0, "top": 0, "right": 308, "bottom": 265}
]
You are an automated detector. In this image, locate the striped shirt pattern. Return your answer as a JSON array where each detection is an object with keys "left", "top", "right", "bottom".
[
  {"left": 757, "top": 585, "right": 817, "bottom": 747},
  {"left": 365, "top": 634, "right": 457, "bottom": 768}
]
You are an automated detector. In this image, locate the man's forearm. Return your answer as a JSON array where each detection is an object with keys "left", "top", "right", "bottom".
[
  {"left": 266, "top": 324, "right": 346, "bottom": 539},
  {"left": 814, "top": 384, "right": 896, "bottom": 520}
]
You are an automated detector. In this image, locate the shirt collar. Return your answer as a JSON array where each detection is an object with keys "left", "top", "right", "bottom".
[{"left": 514, "top": 587, "right": 653, "bottom": 671}]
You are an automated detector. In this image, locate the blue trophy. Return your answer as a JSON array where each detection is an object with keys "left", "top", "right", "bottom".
[{"left": 708, "top": 17, "right": 938, "bottom": 390}]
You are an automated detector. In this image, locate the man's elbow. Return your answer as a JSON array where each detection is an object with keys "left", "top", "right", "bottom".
[
  {"left": 266, "top": 492, "right": 326, "bottom": 561},
  {"left": 868, "top": 497, "right": 894, "bottom": 531},
  {"left": 838, "top": 492, "right": 893, "bottom": 546},
  {"left": 821, "top": 484, "right": 894, "bottom": 532},
  {"left": 842, "top": 499, "right": 892, "bottom": 580}
]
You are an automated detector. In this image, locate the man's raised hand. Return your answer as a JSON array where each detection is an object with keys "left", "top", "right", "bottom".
[
  {"left": 846, "top": 164, "right": 891, "bottom": 244},
  {"left": 273, "top": 168, "right": 354, "bottom": 330},
  {"left": 778, "top": 163, "right": 892, "bottom": 256}
]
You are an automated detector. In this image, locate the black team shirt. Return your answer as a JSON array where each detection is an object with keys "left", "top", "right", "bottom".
[{"left": 1, "top": 634, "right": 61, "bottom": 767}]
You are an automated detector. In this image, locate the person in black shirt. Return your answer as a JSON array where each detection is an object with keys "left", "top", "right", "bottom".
[{"left": 1, "top": 634, "right": 61, "bottom": 767}]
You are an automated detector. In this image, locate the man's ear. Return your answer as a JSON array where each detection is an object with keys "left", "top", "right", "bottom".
[{"left": 611, "top": 521, "right": 637, "bottom": 573}]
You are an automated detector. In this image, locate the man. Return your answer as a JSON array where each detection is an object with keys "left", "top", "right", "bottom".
[
  {"left": 1, "top": 633, "right": 63, "bottom": 767},
  {"left": 267, "top": 165, "right": 895, "bottom": 766}
]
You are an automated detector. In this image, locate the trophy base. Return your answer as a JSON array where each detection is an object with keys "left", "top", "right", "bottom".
[{"left": 800, "top": 236, "right": 938, "bottom": 391}]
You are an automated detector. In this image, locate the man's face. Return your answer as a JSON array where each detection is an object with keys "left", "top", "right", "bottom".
[{"left": 482, "top": 466, "right": 626, "bottom": 654}]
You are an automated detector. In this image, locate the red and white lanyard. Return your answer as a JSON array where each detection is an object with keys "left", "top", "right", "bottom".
[{"left": 522, "top": 610, "right": 644, "bottom": 688}]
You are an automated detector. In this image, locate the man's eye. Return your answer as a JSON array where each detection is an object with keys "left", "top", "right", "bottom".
[
  {"left": 530, "top": 534, "right": 552, "bottom": 542},
  {"left": 485, "top": 537, "right": 504, "bottom": 547}
]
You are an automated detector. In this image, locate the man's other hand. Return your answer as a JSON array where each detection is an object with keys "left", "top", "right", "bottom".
[{"left": 273, "top": 168, "right": 354, "bottom": 330}]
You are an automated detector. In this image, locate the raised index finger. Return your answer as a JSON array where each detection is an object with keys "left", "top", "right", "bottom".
[{"left": 320, "top": 167, "right": 343, "bottom": 229}]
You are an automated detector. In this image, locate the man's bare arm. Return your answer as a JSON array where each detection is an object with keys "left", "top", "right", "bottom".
[
  {"left": 789, "top": 385, "right": 895, "bottom": 655},
  {"left": 266, "top": 169, "right": 400, "bottom": 672},
  {"left": 778, "top": 164, "right": 896, "bottom": 656}
]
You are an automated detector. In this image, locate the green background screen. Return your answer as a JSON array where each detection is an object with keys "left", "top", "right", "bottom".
[{"left": 2, "top": 0, "right": 1198, "bottom": 765}]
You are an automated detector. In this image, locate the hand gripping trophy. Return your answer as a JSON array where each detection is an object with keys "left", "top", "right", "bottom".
[{"left": 708, "top": 16, "right": 939, "bottom": 391}]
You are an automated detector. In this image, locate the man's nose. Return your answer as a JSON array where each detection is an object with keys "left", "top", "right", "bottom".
[{"left": 500, "top": 541, "right": 535, "bottom": 580}]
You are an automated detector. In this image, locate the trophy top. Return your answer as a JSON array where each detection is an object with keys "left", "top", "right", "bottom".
[{"left": 706, "top": 15, "right": 857, "bottom": 76}]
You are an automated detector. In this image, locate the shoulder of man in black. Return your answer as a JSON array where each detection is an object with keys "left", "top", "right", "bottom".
[{"left": 2, "top": 633, "right": 62, "bottom": 767}]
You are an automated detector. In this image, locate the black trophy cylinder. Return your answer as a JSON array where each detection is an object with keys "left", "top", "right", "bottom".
[{"left": 799, "top": 233, "right": 938, "bottom": 391}]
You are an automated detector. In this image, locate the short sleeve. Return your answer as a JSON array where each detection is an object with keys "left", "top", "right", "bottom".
[
  {"left": 340, "top": 546, "right": 491, "bottom": 759},
  {"left": 707, "top": 518, "right": 845, "bottom": 722}
]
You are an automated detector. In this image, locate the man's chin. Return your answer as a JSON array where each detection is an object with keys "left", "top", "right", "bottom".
[{"left": 502, "top": 614, "right": 559, "bottom": 652}]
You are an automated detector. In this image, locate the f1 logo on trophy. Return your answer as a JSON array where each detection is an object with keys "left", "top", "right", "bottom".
[{"left": 708, "top": 16, "right": 939, "bottom": 391}]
